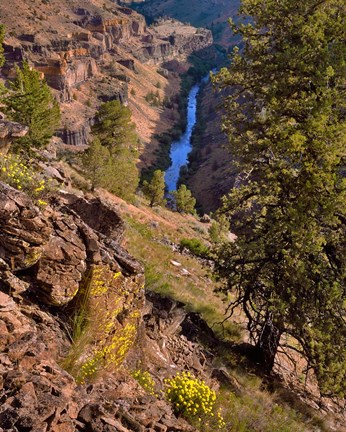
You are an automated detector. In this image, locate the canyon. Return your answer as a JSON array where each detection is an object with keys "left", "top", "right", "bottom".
[
  {"left": 1, "top": 1, "right": 345, "bottom": 431},
  {"left": 0, "top": 0, "right": 213, "bottom": 149}
]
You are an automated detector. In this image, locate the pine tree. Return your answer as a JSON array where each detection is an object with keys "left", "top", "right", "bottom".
[
  {"left": 91, "top": 100, "right": 139, "bottom": 200},
  {"left": 106, "top": 149, "right": 139, "bottom": 201},
  {"left": 213, "top": 0, "right": 346, "bottom": 397},
  {"left": 92, "top": 100, "right": 138, "bottom": 155},
  {"left": 82, "top": 138, "right": 111, "bottom": 191},
  {"left": 3, "top": 61, "right": 60, "bottom": 150},
  {"left": 143, "top": 170, "right": 166, "bottom": 207},
  {"left": 173, "top": 185, "right": 196, "bottom": 214}
]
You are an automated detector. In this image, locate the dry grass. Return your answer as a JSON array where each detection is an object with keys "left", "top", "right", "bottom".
[
  {"left": 99, "top": 190, "right": 333, "bottom": 431},
  {"left": 103, "top": 192, "right": 241, "bottom": 341}
]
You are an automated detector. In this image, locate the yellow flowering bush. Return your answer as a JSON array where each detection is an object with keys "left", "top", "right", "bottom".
[
  {"left": 131, "top": 369, "right": 156, "bottom": 395},
  {"left": 164, "top": 371, "right": 225, "bottom": 429},
  {"left": 0, "top": 153, "right": 53, "bottom": 203},
  {"left": 64, "top": 265, "right": 141, "bottom": 385}
]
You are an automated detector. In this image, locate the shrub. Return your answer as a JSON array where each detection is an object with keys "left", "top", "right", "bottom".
[
  {"left": 0, "top": 153, "right": 54, "bottom": 205},
  {"left": 145, "top": 90, "right": 161, "bottom": 107},
  {"left": 180, "top": 238, "right": 210, "bottom": 259},
  {"left": 164, "top": 372, "right": 225, "bottom": 428},
  {"left": 208, "top": 215, "right": 230, "bottom": 244},
  {"left": 172, "top": 184, "right": 196, "bottom": 214},
  {"left": 131, "top": 369, "right": 156, "bottom": 395}
]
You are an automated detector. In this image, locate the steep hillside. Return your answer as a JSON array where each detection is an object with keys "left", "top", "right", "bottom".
[
  {"left": 1, "top": 1, "right": 345, "bottom": 431},
  {"left": 182, "top": 80, "right": 235, "bottom": 213},
  {"left": 0, "top": 124, "right": 344, "bottom": 430},
  {"left": 1, "top": 166, "right": 343, "bottom": 430},
  {"left": 129, "top": 0, "right": 241, "bottom": 47},
  {"left": 0, "top": 0, "right": 212, "bottom": 155}
]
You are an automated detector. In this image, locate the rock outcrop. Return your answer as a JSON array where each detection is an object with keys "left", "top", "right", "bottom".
[
  {"left": 135, "top": 20, "right": 213, "bottom": 64},
  {"left": 0, "top": 180, "right": 145, "bottom": 375},
  {"left": 0, "top": 287, "right": 197, "bottom": 432},
  {"left": 0, "top": 182, "right": 200, "bottom": 431},
  {"left": 0, "top": 119, "right": 29, "bottom": 154}
]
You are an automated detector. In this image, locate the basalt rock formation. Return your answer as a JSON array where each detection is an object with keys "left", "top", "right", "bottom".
[
  {"left": 0, "top": 117, "right": 29, "bottom": 155},
  {"left": 0, "top": 178, "right": 144, "bottom": 372},
  {"left": 0, "top": 0, "right": 213, "bottom": 146},
  {"left": 0, "top": 181, "right": 216, "bottom": 432},
  {"left": 131, "top": 0, "right": 241, "bottom": 47}
]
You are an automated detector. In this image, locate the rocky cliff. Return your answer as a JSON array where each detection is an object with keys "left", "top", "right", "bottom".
[
  {"left": 131, "top": 0, "right": 240, "bottom": 47},
  {"left": 0, "top": 181, "right": 225, "bottom": 432},
  {"left": 0, "top": 0, "right": 213, "bottom": 146},
  {"left": 0, "top": 181, "right": 147, "bottom": 430}
]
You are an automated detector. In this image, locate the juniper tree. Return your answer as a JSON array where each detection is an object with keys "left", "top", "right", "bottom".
[
  {"left": 92, "top": 100, "right": 138, "bottom": 155},
  {"left": 82, "top": 138, "right": 111, "bottom": 191},
  {"left": 173, "top": 184, "right": 196, "bottom": 214},
  {"left": 143, "top": 169, "right": 166, "bottom": 207},
  {"left": 213, "top": 0, "right": 346, "bottom": 397},
  {"left": 3, "top": 61, "right": 60, "bottom": 150},
  {"left": 92, "top": 100, "right": 139, "bottom": 200}
]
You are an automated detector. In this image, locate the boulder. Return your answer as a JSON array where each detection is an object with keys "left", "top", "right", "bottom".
[{"left": 0, "top": 119, "right": 29, "bottom": 154}]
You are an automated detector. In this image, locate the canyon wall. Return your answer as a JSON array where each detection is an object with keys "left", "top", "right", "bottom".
[{"left": 0, "top": 0, "right": 213, "bottom": 146}]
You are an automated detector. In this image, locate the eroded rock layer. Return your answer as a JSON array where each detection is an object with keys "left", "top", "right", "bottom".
[{"left": 0, "top": 0, "right": 213, "bottom": 145}]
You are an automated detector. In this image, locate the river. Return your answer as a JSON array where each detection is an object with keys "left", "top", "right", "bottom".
[{"left": 164, "top": 79, "right": 204, "bottom": 192}]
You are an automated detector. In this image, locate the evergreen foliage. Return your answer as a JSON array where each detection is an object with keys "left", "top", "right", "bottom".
[
  {"left": 91, "top": 100, "right": 139, "bottom": 200},
  {"left": 173, "top": 184, "right": 196, "bottom": 214},
  {"left": 82, "top": 138, "right": 111, "bottom": 191},
  {"left": 208, "top": 214, "right": 230, "bottom": 244},
  {"left": 180, "top": 238, "right": 210, "bottom": 259},
  {"left": 106, "top": 149, "right": 139, "bottom": 201},
  {"left": 3, "top": 61, "right": 60, "bottom": 150},
  {"left": 213, "top": 0, "right": 346, "bottom": 397},
  {"left": 142, "top": 169, "right": 166, "bottom": 207},
  {"left": 92, "top": 100, "right": 138, "bottom": 155}
]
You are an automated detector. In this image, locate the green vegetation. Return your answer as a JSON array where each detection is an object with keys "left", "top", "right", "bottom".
[
  {"left": 216, "top": 382, "right": 323, "bottom": 432},
  {"left": 82, "top": 138, "right": 111, "bottom": 191},
  {"left": 164, "top": 371, "right": 225, "bottom": 429},
  {"left": 142, "top": 169, "right": 166, "bottom": 207},
  {"left": 88, "top": 100, "right": 139, "bottom": 200},
  {"left": 3, "top": 61, "right": 60, "bottom": 151},
  {"left": 208, "top": 214, "right": 230, "bottom": 244},
  {"left": 145, "top": 90, "right": 161, "bottom": 107},
  {"left": 172, "top": 184, "right": 196, "bottom": 214},
  {"left": 92, "top": 100, "right": 138, "bottom": 154},
  {"left": 213, "top": 0, "right": 346, "bottom": 397},
  {"left": 180, "top": 237, "right": 210, "bottom": 259}
]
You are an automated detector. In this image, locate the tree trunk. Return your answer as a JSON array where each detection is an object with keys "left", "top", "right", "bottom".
[{"left": 254, "top": 319, "right": 282, "bottom": 374}]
